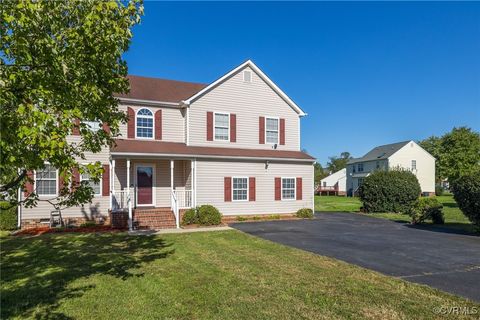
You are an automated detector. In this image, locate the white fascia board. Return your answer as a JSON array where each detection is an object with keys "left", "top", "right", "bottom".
[
  {"left": 117, "top": 97, "right": 181, "bottom": 108},
  {"left": 183, "top": 60, "right": 307, "bottom": 116}
]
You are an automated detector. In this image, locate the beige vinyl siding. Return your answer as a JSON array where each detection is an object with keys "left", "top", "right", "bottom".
[
  {"left": 189, "top": 66, "right": 300, "bottom": 151},
  {"left": 117, "top": 104, "right": 186, "bottom": 143},
  {"left": 195, "top": 159, "right": 313, "bottom": 215}
]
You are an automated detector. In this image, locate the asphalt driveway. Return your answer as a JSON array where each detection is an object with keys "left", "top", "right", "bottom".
[{"left": 231, "top": 213, "right": 480, "bottom": 302}]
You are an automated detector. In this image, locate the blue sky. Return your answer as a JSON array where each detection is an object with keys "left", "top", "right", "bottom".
[{"left": 124, "top": 2, "right": 480, "bottom": 166}]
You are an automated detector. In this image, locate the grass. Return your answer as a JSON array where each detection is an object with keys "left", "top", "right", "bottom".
[
  {"left": 315, "top": 195, "right": 477, "bottom": 234},
  {"left": 2, "top": 231, "right": 478, "bottom": 319}
]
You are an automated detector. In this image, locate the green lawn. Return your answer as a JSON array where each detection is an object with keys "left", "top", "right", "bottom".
[
  {"left": 2, "top": 231, "right": 478, "bottom": 319},
  {"left": 315, "top": 195, "right": 476, "bottom": 233}
]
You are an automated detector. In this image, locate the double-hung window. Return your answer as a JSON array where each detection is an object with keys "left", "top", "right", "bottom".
[
  {"left": 214, "top": 112, "right": 229, "bottom": 141},
  {"left": 136, "top": 108, "right": 154, "bottom": 138},
  {"left": 358, "top": 163, "right": 364, "bottom": 172},
  {"left": 282, "top": 178, "right": 295, "bottom": 200},
  {"left": 266, "top": 117, "right": 279, "bottom": 144},
  {"left": 81, "top": 172, "right": 101, "bottom": 196},
  {"left": 36, "top": 164, "right": 57, "bottom": 196},
  {"left": 232, "top": 177, "right": 248, "bottom": 201},
  {"left": 83, "top": 121, "right": 101, "bottom": 132},
  {"left": 411, "top": 160, "right": 417, "bottom": 171}
]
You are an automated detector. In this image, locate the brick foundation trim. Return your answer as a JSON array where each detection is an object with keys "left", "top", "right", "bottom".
[{"left": 21, "top": 215, "right": 110, "bottom": 229}]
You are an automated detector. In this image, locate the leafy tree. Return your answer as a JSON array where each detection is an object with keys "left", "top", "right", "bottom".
[
  {"left": 314, "top": 162, "right": 327, "bottom": 185},
  {"left": 326, "top": 152, "right": 352, "bottom": 173},
  {"left": 0, "top": 0, "right": 143, "bottom": 208}
]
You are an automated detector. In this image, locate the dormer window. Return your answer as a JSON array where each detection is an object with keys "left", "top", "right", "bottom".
[
  {"left": 136, "top": 108, "right": 154, "bottom": 139},
  {"left": 243, "top": 70, "right": 252, "bottom": 83}
]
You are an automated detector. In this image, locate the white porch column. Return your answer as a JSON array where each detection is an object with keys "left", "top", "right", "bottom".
[
  {"left": 127, "top": 158, "right": 132, "bottom": 230},
  {"left": 192, "top": 159, "right": 197, "bottom": 208},
  {"left": 110, "top": 159, "right": 115, "bottom": 210}
]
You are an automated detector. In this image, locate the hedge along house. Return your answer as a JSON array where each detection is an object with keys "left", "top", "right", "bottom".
[{"left": 19, "top": 60, "right": 315, "bottom": 230}]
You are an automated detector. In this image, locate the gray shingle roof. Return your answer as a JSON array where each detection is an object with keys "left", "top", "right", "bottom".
[{"left": 347, "top": 141, "right": 411, "bottom": 164}]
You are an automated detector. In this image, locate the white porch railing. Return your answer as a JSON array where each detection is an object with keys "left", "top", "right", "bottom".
[
  {"left": 174, "top": 190, "right": 193, "bottom": 209},
  {"left": 112, "top": 190, "right": 130, "bottom": 211}
]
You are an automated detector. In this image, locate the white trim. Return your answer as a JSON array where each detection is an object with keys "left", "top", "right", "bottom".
[
  {"left": 110, "top": 152, "right": 315, "bottom": 163},
  {"left": 232, "top": 176, "right": 249, "bottom": 202},
  {"left": 186, "top": 107, "right": 190, "bottom": 145},
  {"left": 134, "top": 163, "right": 156, "bottom": 207},
  {"left": 117, "top": 97, "right": 180, "bottom": 108},
  {"left": 183, "top": 60, "right": 307, "bottom": 116},
  {"left": 34, "top": 165, "right": 58, "bottom": 197},
  {"left": 213, "top": 111, "right": 230, "bottom": 142},
  {"left": 264, "top": 116, "right": 280, "bottom": 145},
  {"left": 281, "top": 177, "right": 296, "bottom": 201},
  {"left": 135, "top": 107, "right": 155, "bottom": 140},
  {"left": 193, "top": 159, "right": 197, "bottom": 208}
]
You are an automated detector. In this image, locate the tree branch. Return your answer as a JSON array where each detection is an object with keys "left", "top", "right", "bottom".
[{"left": 0, "top": 169, "right": 27, "bottom": 192}]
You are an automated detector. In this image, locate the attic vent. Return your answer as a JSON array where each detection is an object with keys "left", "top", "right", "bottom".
[
  {"left": 411, "top": 142, "right": 414, "bottom": 147},
  {"left": 243, "top": 70, "right": 252, "bottom": 83}
]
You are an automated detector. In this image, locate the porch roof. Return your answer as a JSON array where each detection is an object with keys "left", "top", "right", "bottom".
[{"left": 111, "top": 139, "right": 315, "bottom": 162}]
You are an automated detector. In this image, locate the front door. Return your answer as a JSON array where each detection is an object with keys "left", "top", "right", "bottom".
[{"left": 136, "top": 165, "right": 154, "bottom": 206}]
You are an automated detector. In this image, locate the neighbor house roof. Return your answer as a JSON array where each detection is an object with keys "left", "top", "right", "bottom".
[
  {"left": 115, "top": 75, "right": 207, "bottom": 104},
  {"left": 111, "top": 139, "right": 315, "bottom": 162},
  {"left": 347, "top": 141, "right": 411, "bottom": 164}
]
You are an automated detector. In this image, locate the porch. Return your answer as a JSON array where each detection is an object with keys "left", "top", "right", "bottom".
[{"left": 109, "top": 158, "right": 196, "bottom": 229}]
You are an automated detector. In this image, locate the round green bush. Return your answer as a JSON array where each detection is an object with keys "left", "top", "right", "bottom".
[
  {"left": 296, "top": 208, "right": 313, "bottom": 218},
  {"left": 359, "top": 169, "right": 421, "bottom": 213},
  {"left": 408, "top": 197, "right": 444, "bottom": 224},
  {"left": 451, "top": 174, "right": 480, "bottom": 227},
  {"left": 182, "top": 208, "right": 198, "bottom": 225},
  {"left": 0, "top": 202, "right": 18, "bottom": 230},
  {"left": 197, "top": 205, "right": 222, "bottom": 226}
]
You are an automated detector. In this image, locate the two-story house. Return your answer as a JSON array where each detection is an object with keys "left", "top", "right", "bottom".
[
  {"left": 346, "top": 140, "right": 435, "bottom": 197},
  {"left": 19, "top": 60, "right": 315, "bottom": 229}
]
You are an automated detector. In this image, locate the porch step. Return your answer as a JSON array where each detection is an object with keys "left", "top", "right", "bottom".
[{"left": 133, "top": 208, "right": 176, "bottom": 230}]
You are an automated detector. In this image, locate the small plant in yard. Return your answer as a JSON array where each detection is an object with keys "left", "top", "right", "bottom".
[
  {"left": 252, "top": 216, "right": 261, "bottom": 220},
  {"left": 236, "top": 216, "right": 248, "bottom": 222},
  {"left": 451, "top": 174, "right": 480, "bottom": 228},
  {"left": 79, "top": 221, "right": 97, "bottom": 228},
  {"left": 296, "top": 208, "right": 314, "bottom": 218},
  {"left": 182, "top": 208, "right": 198, "bottom": 225},
  {"left": 359, "top": 169, "right": 421, "bottom": 213},
  {"left": 197, "top": 205, "right": 222, "bottom": 226},
  {"left": 269, "top": 214, "right": 281, "bottom": 220},
  {"left": 408, "top": 198, "right": 444, "bottom": 224},
  {"left": 0, "top": 202, "right": 17, "bottom": 231}
]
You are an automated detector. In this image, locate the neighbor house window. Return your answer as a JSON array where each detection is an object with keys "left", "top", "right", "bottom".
[
  {"left": 358, "top": 163, "right": 364, "bottom": 172},
  {"left": 358, "top": 178, "right": 364, "bottom": 187},
  {"left": 282, "top": 178, "right": 296, "bottom": 200},
  {"left": 376, "top": 161, "right": 380, "bottom": 169},
  {"left": 411, "top": 160, "right": 417, "bottom": 171},
  {"left": 36, "top": 164, "right": 57, "bottom": 196},
  {"left": 136, "top": 108, "right": 154, "bottom": 138},
  {"left": 81, "top": 172, "right": 101, "bottom": 196},
  {"left": 266, "top": 117, "right": 279, "bottom": 144},
  {"left": 214, "top": 112, "right": 229, "bottom": 141},
  {"left": 83, "top": 121, "right": 101, "bottom": 132},
  {"left": 352, "top": 165, "right": 356, "bottom": 173},
  {"left": 232, "top": 177, "right": 248, "bottom": 201}
]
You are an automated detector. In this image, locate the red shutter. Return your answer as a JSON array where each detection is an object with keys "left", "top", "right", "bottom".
[
  {"left": 280, "top": 118, "right": 285, "bottom": 145},
  {"left": 296, "top": 177, "right": 302, "bottom": 200},
  {"left": 102, "top": 122, "right": 110, "bottom": 134},
  {"left": 249, "top": 177, "right": 256, "bottom": 201},
  {"left": 72, "top": 168, "right": 80, "bottom": 190},
  {"left": 58, "top": 171, "right": 65, "bottom": 196},
  {"left": 127, "top": 107, "right": 135, "bottom": 139},
  {"left": 24, "top": 171, "right": 34, "bottom": 197},
  {"left": 230, "top": 114, "right": 236, "bottom": 142},
  {"left": 275, "top": 177, "right": 281, "bottom": 200},
  {"left": 207, "top": 111, "right": 213, "bottom": 141},
  {"left": 259, "top": 116, "right": 265, "bottom": 144},
  {"left": 155, "top": 109, "right": 162, "bottom": 140},
  {"left": 72, "top": 119, "right": 80, "bottom": 135},
  {"left": 224, "top": 177, "right": 232, "bottom": 202},
  {"left": 102, "top": 164, "right": 110, "bottom": 196}
]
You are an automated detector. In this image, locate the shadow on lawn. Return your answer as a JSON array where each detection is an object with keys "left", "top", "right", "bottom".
[
  {"left": 405, "top": 223, "right": 479, "bottom": 237},
  {"left": 1, "top": 233, "right": 174, "bottom": 319}
]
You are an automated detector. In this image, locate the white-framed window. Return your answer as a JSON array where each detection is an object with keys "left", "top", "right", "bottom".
[
  {"left": 243, "top": 70, "right": 252, "bottom": 83},
  {"left": 83, "top": 121, "right": 101, "bottom": 132},
  {"left": 358, "top": 163, "right": 364, "bottom": 172},
  {"left": 411, "top": 160, "right": 417, "bottom": 171},
  {"left": 35, "top": 164, "right": 57, "bottom": 196},
  {"left": 265, "top": 117, "right": 279, "bottom": 144},
  {"left": 232, "top": 177, "right": 248, "bottom": 201},
  {"left": 214, "top": 112, "right": 229, "bottom": 141},
  {"left": 80, "top": 172, "right": 101, "bottom": 196},
  {"left": 352, "top": 165, "right": 356, "bottom": 173},
  {"left": 376, "top": 161, "right": 380, "bottom": 169},
  {"left": 281, "top": 177, "right": 296, "bottom": 200},
  {"left": 136, "top": 108, "right": 154, "bottom": 139}
]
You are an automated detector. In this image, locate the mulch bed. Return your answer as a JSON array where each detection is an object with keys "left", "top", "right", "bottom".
[{"left": 14, "top": 226, "right": 127, "bottom": 236}]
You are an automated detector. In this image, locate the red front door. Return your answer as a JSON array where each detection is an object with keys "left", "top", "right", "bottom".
[{"left": 136, "top": 166, "right": 153, "bottom": 205}]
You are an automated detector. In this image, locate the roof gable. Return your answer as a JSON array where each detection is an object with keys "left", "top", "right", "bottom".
[
  {"left": 183, "top": 60, "right": 306, "bottom": 116},
  {"left": 348, "top": 141, "right": 411, "bottom": 164}
]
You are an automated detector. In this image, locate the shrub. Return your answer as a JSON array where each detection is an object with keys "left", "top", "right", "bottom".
[
  {"left": 435, "top": 185, "right": 444, "bottom": 196},
  {"left": 451, "top": 174, "right": 480, "bottom": 227},
  {"left": 0, "top": 202, "right": 17, "bottom": 230},
  {"left": 269, "top": 214, "right": 281, "bottom": 220},
  {"left": 79, "top": 221, "right": 97, "bottom": 228},
  {"left": 359, "top": 169, "right": 421, "bottom": 213},
  {"left": 197, "top": 205, "right": 222, "bottom": 226},
  {"left": 236, "top": 216, "right": 247, "bottom": 222},
  {"left": 296, "top": 208, "right": 314, "bottom": 219},
  {"left": 252, "top": 216, "right": 261, "bottom": 221},
  {"left": 182, "top": 208, "right": 198, "bottom": 225},
  {"left": 408, "top": 198, "right": 444, "bottom": 224}
]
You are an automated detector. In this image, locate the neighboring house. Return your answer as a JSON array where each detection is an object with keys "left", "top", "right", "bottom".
[
  {"left": 317, "top": 168, "right": 346, "bottom": 196},
  {"left": 346, "top": 140, "right": 435, "bottom": 196},
  {"left": 19, "top": 60, "right": 315, "bottom": 229}
]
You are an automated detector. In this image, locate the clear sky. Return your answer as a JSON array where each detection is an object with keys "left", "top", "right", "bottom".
[{"left": 124, "top": 1, "right": 480, "bottom": 166}]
